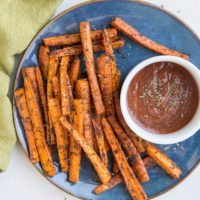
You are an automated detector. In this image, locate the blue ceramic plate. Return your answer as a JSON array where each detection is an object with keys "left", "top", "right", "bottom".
[{"left": 13, "top": 0, "right": 200, "bottom": 199}]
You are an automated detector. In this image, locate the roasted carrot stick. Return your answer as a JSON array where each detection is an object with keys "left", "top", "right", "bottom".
[
  {"left": 112, "top": 17, "right": 189, "bottom": 59},
  {"left": 113, "top": 91, "right": 145, "bottom": 153},
  {"left": 102, "top": 29, "right": 121, "bottom": 91},
  {"left": 68, "top": 57, "right": 80, "bottom": 89},
  {"left": 101, "top": 118, "right": 147, "bottom": 200},
  {"left": 51, "top": 38, "right": 124, "bottom": 57},
  {"left": 52, "top": 75, "right": 61, "bottom": 101},
  {"left": 60, "top": 56, "right": 71, "bottom": 116},
  {"left": 93, "top": 157, "right": 156, "bottom": 195},
  {"left": 75, "top": 79, "right": 94, "bottom": 147},
  {"left": 142, "top": 141, "right": 182, "bottom": 179},
  {"left": 47, "top": 56, "right": 60, "bottom": 144},
  {"left": 107, "top": 116, "right": 149, "bottom": 183},
  {"left": 35, "top": 67, "right": 49, "bottom": 137},
  {"left": 15, "top": 88, "right": 39, "bottom": 164},
  {"left": 93, "top": 174, "right": 123, "bottom": 195},
  {"left": 80, "top": 22, "right": 105, "bottom": 115},
  {"left": 112, "top": 159, "right": 120, "bottom": 175},
  {"left": 43, "top": 28, "right": 117, "bottom": 46},
  {"left": 38, "top": 45, "right": 50, "bottom": 80},
  {"left": 24, "top": 76, "right": 56, "bottom": 176},
  {"left": 66, "top": 65, "right": 74, "bottom": 111},
  {"left": 60, "top": 117, "right": 111, "bottom": 184},
  {"left": 92, "top": 115, "right": 108, "bottom": 166},
  {"left": 49, "top": 98, "right": 68, "bottom": 172},
  {"left": 22, "top": 67, "right": 44, "bottom": 129},
  {"left": 22, "top": 68, "right": 40, "bottom": 102},
  {"left": 69, "top": 99, "right": 84, "bottom": 183},
  {"left": 96, "top": 55, "right": 115, "bottom": 117}
]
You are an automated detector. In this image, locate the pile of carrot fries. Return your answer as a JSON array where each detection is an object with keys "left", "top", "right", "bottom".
[{"left": 15, "top": 17, "right": 187, "bottom": 200}]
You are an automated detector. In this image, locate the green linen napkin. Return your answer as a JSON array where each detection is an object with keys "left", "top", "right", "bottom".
[{"left": 0, "top": 0, "right": 62, "bottom": 171}]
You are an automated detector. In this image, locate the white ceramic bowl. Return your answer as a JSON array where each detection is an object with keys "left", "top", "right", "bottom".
[{"left": 120, "top": 56, "right": 200, "bottom": 144}]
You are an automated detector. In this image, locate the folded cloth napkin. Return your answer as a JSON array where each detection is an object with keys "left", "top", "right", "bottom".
[{"left": 0, "top": 0, "right": 61, "bottom": 171}]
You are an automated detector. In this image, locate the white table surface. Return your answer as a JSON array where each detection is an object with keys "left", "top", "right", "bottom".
[{"left": 1, "top": 0, "right": 199, "bottom": 200}]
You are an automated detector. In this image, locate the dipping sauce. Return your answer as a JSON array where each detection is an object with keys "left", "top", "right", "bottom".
[{"left": 127, "top": 62, "right": 199, "bottom": 134}]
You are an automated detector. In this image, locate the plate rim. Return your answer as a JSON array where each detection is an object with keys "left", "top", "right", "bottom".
[{"left": 12, "top": 0, "right": 200, "bottom": 199}]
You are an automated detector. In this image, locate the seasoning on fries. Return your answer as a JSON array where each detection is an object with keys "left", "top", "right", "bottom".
[
  {"left": 101, "top": 117, "right": 147, "bottom": 200},
  {"left": 16, "top": 17, "right": 185, "bottom": 200},
  {"left": 60, "top": 116, "right": 111, "bottom": 184}
]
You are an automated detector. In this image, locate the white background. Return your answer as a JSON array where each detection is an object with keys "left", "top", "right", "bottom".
[{"left": 0, "top": 0, "right": 200, "bottom": 200}]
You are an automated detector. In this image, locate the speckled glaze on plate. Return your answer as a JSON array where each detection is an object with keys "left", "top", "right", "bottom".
[{"left": 13, "top": 0, "right": 200, "bottom": 199}]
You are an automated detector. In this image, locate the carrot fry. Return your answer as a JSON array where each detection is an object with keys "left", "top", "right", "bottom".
[
  {"left": 68, "top": 57, "right": 80, "bottom": 89},
  {"left": 38, "top": 45, "right": 50, "bottom": 80},
  {"left": 51, "top": 38, "right": 124, "bottom": 57},
  {"left": 107, "top": 116, "right": 149, "bottom": 183},
  {"left": 49, "top": 99, "right": 68, "bottom": 172},
  {"left": 69, "top": 99, "right": 84, "bottom": 183},
  {"left": 75, "top": 79, "right": 94, "bottom": 147},
  {"left": 97, "top": 55, "right": 115, "bottom": 117},
  {"left": 22, "top": 68, "right": 40, "bottom": 102},
  {"left": 52, "top": 75, "right": 61, "bottom": 101},
  {"left": 102, "top": 29, "right": 121, "bottom": 91},
  {"left": 60, "top": 117, "right": 111, "bottom": 184},
  {"left": 43, "top": 28, "right": 117, "bottom": 46},
  {"left": 24, "top": 76, "right": 56, "bottom": 176},
  {"left": 94, "top": 157, "right": 156, "bottom": 195},
  {"left": 35, "top": 67, "right": 49, "bottom": 137},
  {"left": 15, "top": 88, "right": 39, "bottom": 164},
  {"left": 47, "top": 56, "right": 60, "bottom": 144},
  {"left": 143, "top": 141, "right": 182, "bottom": 179},
  {"left": 93, "top": 174, "right": 123, "bottom": 194},
  {"left": 113, "top": 91, "right": 145, "bottom": 153},
  {"left": 112, "top": 159, "right": 120, "bottom": 174},
  {"left": 92, "top": 115, "right": 108, "bottom": 166},
  {"left": 80, "top": 22, "right": 105, "bottom": 115},
  {"left": 101, "top": 118, "right": 147, "bottom": 200},
  {"left": 60, "top": 56, "right": 71, "bottom": 116},
  {"left": 112, "top": 17, "right": 189, "bottom": 59},
  {"left": 22, "top": 68, "right": 44, "bottom": 129},
  {"left": 143, "top": 156, "right": 156, "bottom": 169},
  {"left": 66, "top": 66, "right": 74, "bottom": 111}
]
